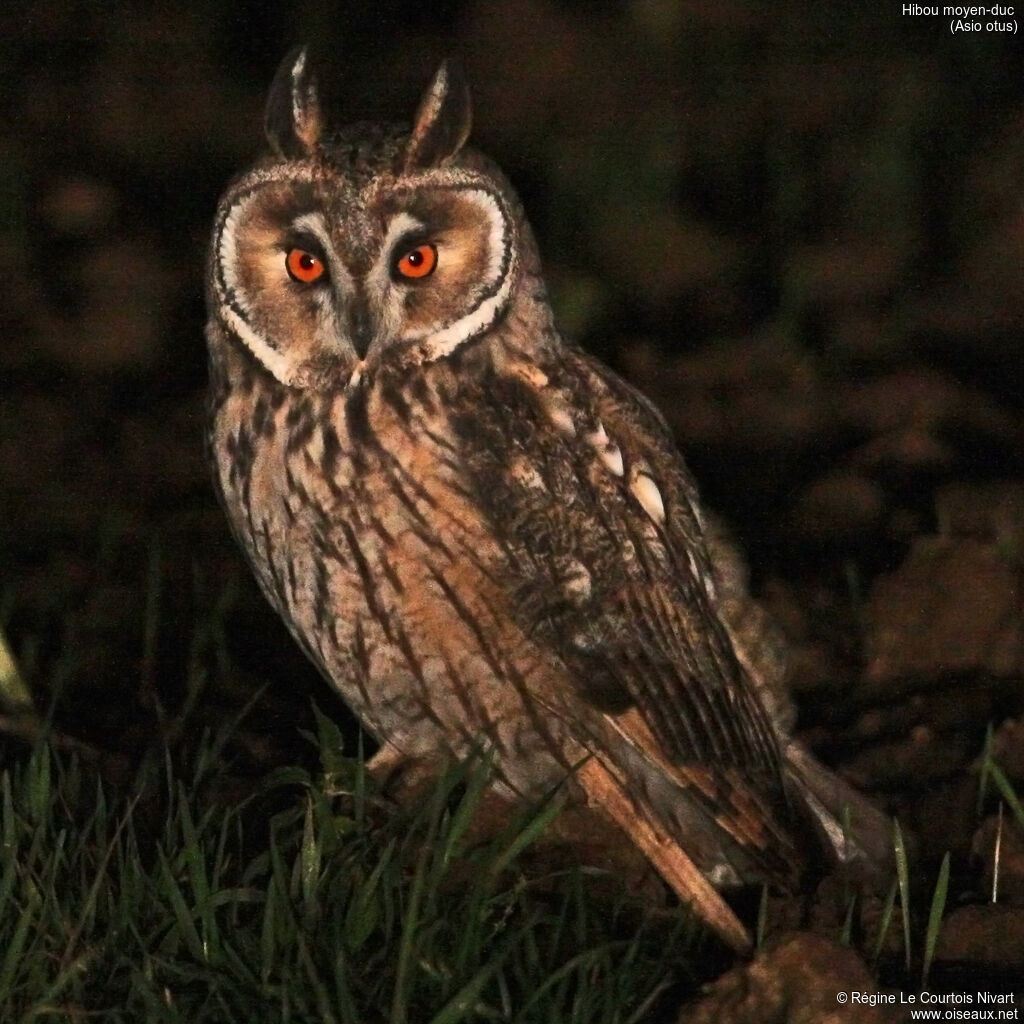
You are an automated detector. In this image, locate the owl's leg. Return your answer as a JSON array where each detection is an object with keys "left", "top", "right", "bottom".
[{"left": 366, "top": 742, "right": 448, "bottom": 803}]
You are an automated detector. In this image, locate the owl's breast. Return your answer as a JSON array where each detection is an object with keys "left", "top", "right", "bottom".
[{"left": 210, "top": 372, "right": 572, "bottom": 786}]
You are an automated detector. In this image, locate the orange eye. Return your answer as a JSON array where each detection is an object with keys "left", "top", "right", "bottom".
[
  {"left": 286, "top": 248, "right": 326, "bottom": 284},
  {"left": 395, "top": 243, "right": 437, "bottom": 280}
]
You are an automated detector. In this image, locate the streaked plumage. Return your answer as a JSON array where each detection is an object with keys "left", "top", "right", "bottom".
[{"left": 206, "top": 49, "right": 890, "bottom": 950}]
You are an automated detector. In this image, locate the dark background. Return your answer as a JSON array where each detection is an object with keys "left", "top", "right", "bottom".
[{"left": 3, "top": 2, "right": 1024, "bottom": 929}]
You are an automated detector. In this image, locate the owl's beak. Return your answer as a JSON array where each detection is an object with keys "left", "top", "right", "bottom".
[
  {"left": 348, "top": 297, "right": 374, "bottom": 360},
  {"left": 348, "top": 361, "right": 366, "bottom": 389}
]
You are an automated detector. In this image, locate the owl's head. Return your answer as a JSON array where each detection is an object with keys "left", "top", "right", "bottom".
[{"left": 209, "top": 49, "right": 541, "bottom": 390}]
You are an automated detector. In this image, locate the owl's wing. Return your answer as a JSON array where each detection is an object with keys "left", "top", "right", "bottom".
[{"left": 449, "top": 343, "right": 799, "bottom": 892}]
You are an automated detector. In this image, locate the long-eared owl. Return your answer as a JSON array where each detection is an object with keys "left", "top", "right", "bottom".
[{"left": 205, "top": 48, "right": 890, "bottom": 949}]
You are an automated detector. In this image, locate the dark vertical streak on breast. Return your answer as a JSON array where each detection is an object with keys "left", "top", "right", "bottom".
[
  {"left": 338, "top": 517, "right": 394, "bottom": 643},
  {"left": 380, "top": 380, "right": 413, "bottom": 424},
  {"left": 321, "top": 422, "right": 342, "bottom": 478},
  {"left": 344, "top": 385, "right": 373, "bottom": 473},
  {"left": 425, "top": 565, "right": 570, "bottom": 768},
  {"left": 350, "top": 618, "right": 374, "bottom": 710},
  {"left": 390, "top": 620, "right": 447, "bottom": 729}
]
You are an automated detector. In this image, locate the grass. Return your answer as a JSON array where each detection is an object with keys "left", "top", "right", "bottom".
[
  {"left": 5, "top": 536, "right": 1022, "bottom": 1020},
  {"left": 0, "top": 708, "right": 704, "bottom": 1023},
  {"left": 863, "top": 728, "right": 1024, "bottom": 989}
]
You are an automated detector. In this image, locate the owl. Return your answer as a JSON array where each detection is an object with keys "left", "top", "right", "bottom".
[{"left": 206, "top": 49, "right": 890, "bottom": 950}]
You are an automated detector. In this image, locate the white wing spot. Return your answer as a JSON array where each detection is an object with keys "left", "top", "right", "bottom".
[
  {"left": 600, "top": 442, "right": 624, "bottom": 477},
  {"left": 686, "top": 548, "right": 702, "bottom": 584},
  {"left": 630, "top": 462, "right": 666, "bottom": 526},
  {"left": 509, "top": 362, "right": 549, "bottom": 388},
  {"left": 585, "top": 421, "right": 625, "bottom": 477},
  {"left": 562, "top": 560, "right": 592, "bottom": 604},
  {"left": 546, "top": 399, "right": 576, "bottom": 436},
  {"left": 508, "top": 455, "right": 545, "bottom": 491}
]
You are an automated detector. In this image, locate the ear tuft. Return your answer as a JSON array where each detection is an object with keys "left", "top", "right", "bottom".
[
  {"left": 264, "top": 46, "right": 323, "bottom": 157},
  {"left": 403, "top": 60, "right": 472, "bottom": 172}
]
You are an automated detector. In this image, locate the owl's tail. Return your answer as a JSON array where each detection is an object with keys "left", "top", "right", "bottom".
[
  {"left": 575, "top": 754, "right": 755, "bottom": 952},
  {"left": 578, "top": 707, "right": 798, "bottom": 952},
  {"left": 577, "top": 713, "right": 895, "bottom": 952},
  {"left": 781, "top": 739, "right": 896, "bottom": 887}
]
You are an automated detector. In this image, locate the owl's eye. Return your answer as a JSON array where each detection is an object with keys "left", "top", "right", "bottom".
[
  {"left": 286, "top": 248, "right": 327, "bottom": 284},
  {"left": 394, "top": 243, "right": 437, "bottom": 280}
]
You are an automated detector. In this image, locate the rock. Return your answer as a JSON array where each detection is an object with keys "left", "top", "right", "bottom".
[
  {"left": 935, "top": 905, "right": 1024, "bottom": 968},
  {"left": 839, "top": 368, "right": 1022, "bottom": 448},
  {"left": 35, "top": 237, "right": 178, "bottom": 373},
  {"left": 990, "top": 718, "right": 1024, "bottom": 783},
  {"left": 784, "top": 234, "right": 911, "bottom": 308},
  {"left": 787, "top": 472, "right": 885, "bottom": 542},
  {"left": 39, "top": 176, "right": 119, "bottom": 236},
  {"left": 621, "top": 334, "right": 827, "bottom": 451},
  {"left": 935, "top": 482, "right": 1024, "bottom": 556},
  {"left": 842, "top": 728, "right": 971, "bottom": 789},
  {"left": 848, "top": 689, "right": 995, "bottom": 745},
  {"left": 679, "top": 933, "right": 903, "bottom": 1023},
  {"left": 908, "top": 775, "right": 980, "bottom": 860},
  {"left": 862, "top": 537, "right": 1023, "bottom": 696}
]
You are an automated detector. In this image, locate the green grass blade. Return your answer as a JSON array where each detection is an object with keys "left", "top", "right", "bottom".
[
  {"left": 300, "top": 795, "right": 322, "bottom": 912},
  {"left": 260, "top": 874, "right": 279, "bottom": 988},
  {"left": 486, "top": 789, "right": 564, "bottom": 883},
  {"left": 0, "top": 892, "right": 37, "bottom": 999},
  {"left": 0, "top": 626, "right": 32, "bottom": 709},
  {"left": 390, "top": 813, "right": 438, "bottom": 1024},
  {"left": 871, "top": 878, "right": 898, "bottom": 963},
  {"left": 176, "top": 783, "right": 218, "bottom": 963},
  {"left": 427, "top": 923, "right": 520, "bottom": 1024},
  {"left": 25, "top": 744, "right": 51, "bottom": 827},
  {"left": 344, "top": 839, "right": 394, "bottom": 953},
  {"left": 840, "top": 893, "right": 856, "bottom": 946},
  {"left": 511, "top": 941, "right": 629, "bottom": 1024},
  {"left": 892, "top": 819, "right": 912, "bottom": 971},
  {"left": 922, "top": 852, "right": 950, "bottom": 987},
  {"left": 986, "top": 761, "right": 1024, "bottom": 831},
  {"left": 157, "top": 847, "right": 206, "bottom": 962},
  {"left": 440, "top": 750, "right": 494, "bottom": 870}
]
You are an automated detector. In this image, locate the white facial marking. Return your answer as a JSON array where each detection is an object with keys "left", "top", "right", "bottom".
[
  {"left": 365, "top": 212, "right": 427, "bottom": 349},
  {"left": 402, "top": 187, "right": 516, "bottom": 362},
  {"left": 215, "top": 169, "right": 356, "bottom": 387},
  {"left": 292, "top": 212, "right": 328, "bottom": 252},
  {"left": 383, "top": 212, "right": 427, "bottom": 254},
  {"left": 218, "top": 195, "right": 299, "bottom": 384},
  {"left": 290, "top": 211, "right": 355, "bottom": 291}
]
